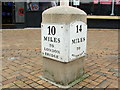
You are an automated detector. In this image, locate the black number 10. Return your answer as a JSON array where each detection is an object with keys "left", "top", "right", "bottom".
[{"left": 48, "top": 26, "right": 56, "bottom": 35}]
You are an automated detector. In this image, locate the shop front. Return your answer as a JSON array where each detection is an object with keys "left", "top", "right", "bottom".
[
  {"left": 2, "top": 1, "right": 120, "bottom": 29},
  {"left": 72, "top": 0, "right": 120, "bottom": 16},
  {"left": 2, "top": 2, "right": 53, "bottom": 28}
]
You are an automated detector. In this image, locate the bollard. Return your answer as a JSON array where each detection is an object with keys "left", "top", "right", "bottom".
[{"left": 41, "top": 6, "right": 87, "bottom": 88}]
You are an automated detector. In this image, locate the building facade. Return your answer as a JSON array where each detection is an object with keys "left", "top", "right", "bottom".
[{"left": 2, "top": 1, "right": 120, "bottom": 29}]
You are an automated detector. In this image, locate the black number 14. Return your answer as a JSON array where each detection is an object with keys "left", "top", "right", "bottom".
[{"left": 76, "top": 25, "right": 82, "bottom": 33}]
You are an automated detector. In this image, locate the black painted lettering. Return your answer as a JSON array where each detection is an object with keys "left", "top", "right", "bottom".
[
  {"left": 48, "top": 26, "right": 56, "bottom": 35},
  {"left": 72, "top": 39, "right": 76, "bottom": 44},
  {"left": 76, "top": 25, "right": 82, "bottom": 33},
  {"left": 83, "top": 37, "right": 85, "bottom": 41},
  {"left": 54, "top": 38, "right": 57, "bottom": 43},
  {"left": 58, "top": 38, "right": 60, "bottom": 43},
  {"left": 44, "top": 36, "right": 47, "bottom": 41},
  {"left": 72, "top": 37, "right": 85, "bottom": 44}
]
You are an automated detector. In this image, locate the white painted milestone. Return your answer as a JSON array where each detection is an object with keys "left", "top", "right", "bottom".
[
  {"left": 69, "top": 21, "right": 87, "bottom": 61},
  {"left": 41, "top": 21, "right": 87, "bottom": 62},
  {"left": 41, "top": 24, "right": 68, "bottom": 62}
]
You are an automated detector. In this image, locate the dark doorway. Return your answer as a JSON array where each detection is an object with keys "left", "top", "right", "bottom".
[
  {"left": 25, "top": 2, "right": 53, "bottom": 28},
  {"left": 2, "top": 2, "right": 15, "bottom": 24},
  {"left": 25, "top": 11, "right": 42, "bottom": 27}
]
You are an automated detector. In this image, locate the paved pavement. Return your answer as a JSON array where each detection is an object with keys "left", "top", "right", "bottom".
[{"left": 1, "top": 29, "right": 119, "bottom": 89}]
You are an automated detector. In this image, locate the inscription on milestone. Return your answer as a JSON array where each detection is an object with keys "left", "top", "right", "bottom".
[
  {"left": 41, "top": 24, "right": 66, "bottom": 62},
  {"left": 41, "top": 21, "right": 87, "bottom": 62},
  {"left": 69, "top": 21, "right": 87, "bottom": 60}
]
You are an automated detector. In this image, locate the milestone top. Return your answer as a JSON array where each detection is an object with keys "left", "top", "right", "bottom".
[{"left": 42, "top": 6, "right": 87, "bottom": 24}]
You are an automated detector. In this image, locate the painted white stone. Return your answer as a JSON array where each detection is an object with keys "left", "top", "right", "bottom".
[
  {"left": 69, "top": 21, "right": 87, "bottom": 61},
  {"left": 41, "top": 21, "right": 87, "bottom": 62},
  {"left": 41, "top": 24, "right": 68, "bottom": 62}
]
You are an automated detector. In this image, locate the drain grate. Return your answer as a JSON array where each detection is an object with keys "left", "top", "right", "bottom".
[
  {"left": 109, "top": 68, "right": 118, "bottom": 72},
  {"left": 109, "top": 68, "right": 119, "bottom": 77},
  {"left": 8, "top": 57, "right": 20, "bottom": 60},
  {"left": 16, "top": 75, "right": 25, "bottom": 80}
]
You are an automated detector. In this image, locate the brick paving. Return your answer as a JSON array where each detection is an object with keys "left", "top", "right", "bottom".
[{"left": 1, "top": 29, "right": 119, "bottom": 89}]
